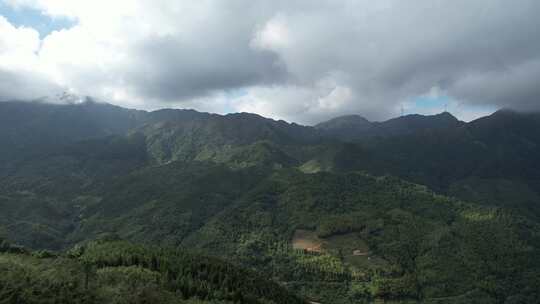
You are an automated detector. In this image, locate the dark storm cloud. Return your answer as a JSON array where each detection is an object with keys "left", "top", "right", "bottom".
[
  {"left": 363, "top": 0, "right": 540, "bottom": 112},
  {"left": 2, "top": 0, "right": 540, "bottom": 122},
  {"left": 124, "top": 34, "right": 287, "bottom": 101},
  {"left": 0, "top": 68, "right": 61, "bottom": 101}
]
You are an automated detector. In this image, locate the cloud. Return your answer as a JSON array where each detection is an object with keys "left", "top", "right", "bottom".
[
  {"left": 232, "top": 74, "right": 356, "bottom": 125},
  {"left": 1, "top": 0, "right": 540, "bottom": 123},
  {"left": 0, "top": 15, "right": 61, "bottom": 100},
  {"left": 251, "top": 14, "right": 291, "bottom": 51},
  {"left": 451, "top": 59, "right": 540, "bottom": 111}
]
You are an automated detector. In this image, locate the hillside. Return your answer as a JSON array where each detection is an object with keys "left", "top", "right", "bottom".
[
  {"left": 1, "top": 100, "right": 540, "bottom": 303},
  {"left": 0, "top": 238, "right": 304, "bottom": 304},
  {"left": 316, "top": 110, "right": 540, "bottom": 219},
  {"left": 183, "top": 170, "right": 540, "bottom": 303},
  {"left": 3, "top": 159, "right": 540, "bottom": 303}
]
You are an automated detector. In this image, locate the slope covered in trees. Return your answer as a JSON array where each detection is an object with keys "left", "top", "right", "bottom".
[
  {"left": 2, "top": 100, "right": 540, "bottom": 303},
  {"left": 0, "top": 238, "right": 304, "bottom": 304},
  {"left": 184, "top": 170, "right": 540, "bottom": 303}
]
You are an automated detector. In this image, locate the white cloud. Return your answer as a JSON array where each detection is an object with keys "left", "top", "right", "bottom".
[
  {"left": 0, "top": 15, "right": 40, "bottom": 68},
  {"left": 1, "top": 0, "right": 540, "bottom": 123},
  {"left": 0, "top": 15, "right": 61, "bottom": 100},
  {"left": 231, "top": 74, "right": 355, "bottom": 124},
  {"left": 251, "top": 14, "right": 291, "bottom": 51}
]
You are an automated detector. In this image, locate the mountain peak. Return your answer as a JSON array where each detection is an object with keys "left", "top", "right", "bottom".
[
  {"left": 315, "top": 114, "right": 371, "bottom": 130},
  {"left": 379, "top": 111, "right": 463, "bottom": 135},
  {"left": 436, "top": 111, "right": 458, "bottom": 118},
  {"left": 393, "top": 111, "right": 459, "bottom": 122}
]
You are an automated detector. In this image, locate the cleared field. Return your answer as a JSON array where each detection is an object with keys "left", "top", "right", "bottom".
[
  {"left": 292, "top": 229, "right": 324, "bottom": 252},
  {"left": 323, "top": 233, "right": 369, "bottom": 254},
  {"left": 291, "top": 230, "right": 389, "bottom": 270}
]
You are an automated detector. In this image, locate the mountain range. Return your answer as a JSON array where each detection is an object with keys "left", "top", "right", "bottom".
[{"left": 1, "top": 98, "right": 539, "bottom": 303}]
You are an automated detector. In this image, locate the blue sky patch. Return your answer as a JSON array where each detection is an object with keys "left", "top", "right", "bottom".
[
  {"left": 0, "top": 2, "right": 75, "bottom": 37},
  {"left": 413, "top": 95, "right": 451, "bottom": 111}
]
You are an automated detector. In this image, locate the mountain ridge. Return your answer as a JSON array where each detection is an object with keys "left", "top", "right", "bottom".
[{"left": 1, "top": 98, "right": 540, "bottom": 303}]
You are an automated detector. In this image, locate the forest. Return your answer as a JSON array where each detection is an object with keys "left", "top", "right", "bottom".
[{"left": 1, "top": 101, "right": 539, "bottom": 303}]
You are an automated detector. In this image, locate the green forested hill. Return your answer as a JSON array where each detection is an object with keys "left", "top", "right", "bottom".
[
  {"left": 3, "top": 161, "right": 539, "bottom": 303},
  {"left": 184, "top": 170, "right": 540, "bottom": 303},
  {"left": 318, "top": 110, "right": 540, "bottom": 220},
  {"left": 0, "top": 100, "right": 145, "bottom": 165},
  {"left": 1, "top": 100, "right": 540, "bottom": 303},
  {"left": 0, "top": 238, "right": 304, "bottom": 304}
]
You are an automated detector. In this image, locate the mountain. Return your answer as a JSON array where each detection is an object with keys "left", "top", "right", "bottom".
[
  {"left": 0, "top": 100, "right": 144, "bottom": 166},
  {"left": 315, "top": 115, "right": 372, "bottom": 141},
  {"left": 0, "top": 99, "right": 324, "bottom": 166},
  {"left": 1, "top": 99, "right": 540, "bottom": 303},
  {"left": 312, "top": 109, "right": 540, "bottom": 220},
  {"left": 315, "top": 114, "right": 371, "bottom": 130},
  {"left": 374, "top": 112, "right": 464, "bottom": 136},
  {"left": 315, "top": 112, "right": 464, "bottom": 141},
  {"left": 138, "top": 111, "right": 321, "bottom": 164}
]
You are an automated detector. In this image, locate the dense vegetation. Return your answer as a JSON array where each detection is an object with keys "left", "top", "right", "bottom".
[
  {"left": 320, "top": 110, "right": 540, "bottom": 220},
  {"left": 184, "top": 170, "right": 540, "bottom": 303},
  {"left": 1, "top": 100, "right": 540, "bottom": 303},
  {"left": 0, "top": 237, "right": 304, "bottom": 304}
]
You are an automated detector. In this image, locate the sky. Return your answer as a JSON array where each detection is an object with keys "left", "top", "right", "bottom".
[{"left": 0, "top": 0, "right": 538, "bottom": 125}]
